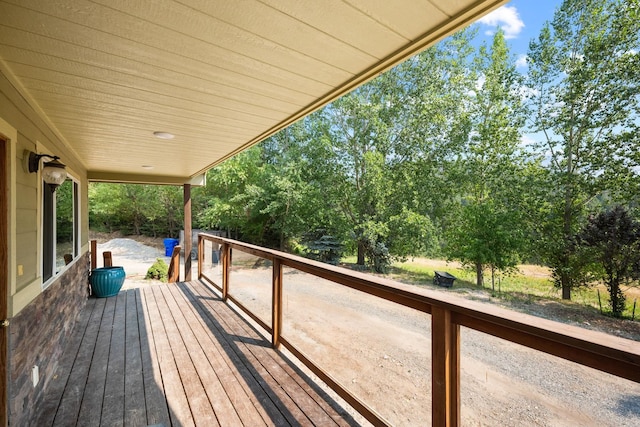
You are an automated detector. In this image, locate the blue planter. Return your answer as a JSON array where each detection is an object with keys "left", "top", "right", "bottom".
[{"left": 90, "top": 266, "right": 126, "bottom": 297}]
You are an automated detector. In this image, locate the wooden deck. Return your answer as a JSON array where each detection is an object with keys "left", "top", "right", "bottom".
[{"left": 35, "top": 280, "right": 360, "bottom": 427}]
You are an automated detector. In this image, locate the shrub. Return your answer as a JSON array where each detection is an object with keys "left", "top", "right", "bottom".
[{"left": 146, "top": 258, "right": 169, "bottom": 282}]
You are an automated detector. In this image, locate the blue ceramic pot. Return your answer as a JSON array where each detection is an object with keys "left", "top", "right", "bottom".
[{"left": 90, "top": 266, "right": 125, "bottom": 297}]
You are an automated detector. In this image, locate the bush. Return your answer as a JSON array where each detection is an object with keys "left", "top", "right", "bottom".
[{"left": 146, "top": 258, "right": 169, "bottom": 282}]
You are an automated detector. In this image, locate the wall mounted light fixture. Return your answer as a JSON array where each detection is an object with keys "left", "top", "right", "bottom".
[{"left": 25, "top": 150, "right": 67, "bottom": 191}]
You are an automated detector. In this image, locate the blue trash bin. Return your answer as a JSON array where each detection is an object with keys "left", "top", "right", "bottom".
[{"left": 163, "top": 238, "right": 179, "bottom": 256}]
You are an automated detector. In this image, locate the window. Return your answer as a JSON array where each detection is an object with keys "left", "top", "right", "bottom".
[{"left": 43, "top": 177, "right": 79, "bottom": 283}]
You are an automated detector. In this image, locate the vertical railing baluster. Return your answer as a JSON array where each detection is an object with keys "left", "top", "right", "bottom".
[
  {"left": 272, "top": 258, "right": 283, "bottom": 349},
  {"left": 167, "top": 246, "right": 180, "bottom": 283},
  {"left": 90, "top": 239, "right": 97, "bottom": 270},
  {"left": 432, "top": 306, "right": 460, "bottom": 427},
  {"left": 197, "top": 235, "right": 203, "bottom": 279},
  {"left": 222, "top": 243, "right": 230, "bottom": 300}
]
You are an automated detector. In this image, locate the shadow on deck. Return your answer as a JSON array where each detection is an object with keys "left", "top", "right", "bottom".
[{"left": 35, "top": 280, "right": 361, "bottom": 426}]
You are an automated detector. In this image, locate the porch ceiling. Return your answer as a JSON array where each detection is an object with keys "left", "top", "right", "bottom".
[{"left": 0, "top": 0, "right": 506, "bottom": 185}]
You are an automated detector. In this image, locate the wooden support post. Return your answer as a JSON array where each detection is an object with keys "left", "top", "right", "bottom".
[
  {"left": 90, "top": 239, "right": 97, "bottom": 270},
  {"left": 222, "top": 243, "right": 230, "bottom": 300},
  {"left": 168, "top": 245, "right": 181, "bottom": 283},
  {"left": 184, "top": 183, "right": 192, "bottom": 282},
  {"left": 432, "top": 306, "right": 460, "bottom": 427},
  {"left": 272, "top": 258, "right": 283, "bottom": 349},
  {"left": 103, "top": 251, "right": 112, "bottom": 267},
  {"left": 1, "top": 137, "right": 8, "bottom": 427},
  {"left": 197, "top": 234, "right": 203, "bottom": 279}
]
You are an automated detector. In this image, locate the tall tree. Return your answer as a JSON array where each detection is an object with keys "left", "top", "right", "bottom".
[
  {"left": 320, "top": 81, "right": 395, "bottom": 269},
  {"left": 527, "top": 0, "right": 640, "bottom": 299},
  {"left": 391, "top": 29, "right": 477, "bottom": 226},
  {"left": 446, "top": 29, "right": 528, "bottom": 286}
]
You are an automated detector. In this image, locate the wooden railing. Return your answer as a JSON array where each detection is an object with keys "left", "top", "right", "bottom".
[
  {"left": 168, "top": 245, "right": 181, "bottom": 283},
  {"left": 197, "top": 233, "right": 640, "bottom": 427}
]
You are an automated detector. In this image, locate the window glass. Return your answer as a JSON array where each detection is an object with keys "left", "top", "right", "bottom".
[
  {"left": 55, "top": 179, "right": 75, "bottom": 271},
  {"left": 43, "top": 177, "right": 79, "bottom": 283}
]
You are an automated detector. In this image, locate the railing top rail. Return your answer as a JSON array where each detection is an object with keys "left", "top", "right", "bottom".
[{"left": 198, "top": 233, "right": 640, "bottom": 382}]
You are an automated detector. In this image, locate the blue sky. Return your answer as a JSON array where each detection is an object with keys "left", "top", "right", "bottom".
[{"left": 475, "top": 0, "right": 563, "bottom": 69}]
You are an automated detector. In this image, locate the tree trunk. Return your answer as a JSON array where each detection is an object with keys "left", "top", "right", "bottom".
[
  {"left": 476, "top": 262, "right": 484, "bottom": 287},
  {"left": 561, "top": 275, "right": 571, "bottom": 300},
  {"left": 357, "top": 240, "right": 366, "bottom": 265},
  {"left": 491, "top": 265, "right": 495, "bottom": 292}
]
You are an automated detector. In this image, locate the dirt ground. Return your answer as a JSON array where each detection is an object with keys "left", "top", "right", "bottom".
[
  {"left": 94, "top": 235, "right": 640, "bottom": 426},
  {"left": 221, "top": 261, "right": 640, "bottom": 427}
]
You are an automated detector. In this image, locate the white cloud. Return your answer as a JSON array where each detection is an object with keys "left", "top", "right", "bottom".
[
  {"left": 520, "top": 134, "right": 536, "bottom": 147},
  {"left": 478, "top": 5, "right": 525, "bottom": 39},
  {"left": 516, "top": 54, "right": 528, "bottom": 69}
]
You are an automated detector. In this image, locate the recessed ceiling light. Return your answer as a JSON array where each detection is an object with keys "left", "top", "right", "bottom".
[
  {"left": 142, "top": 165, "right": 154, "bottom": 169},
  {"left": 153, "top": 131, "right": 174, "bottom": 140}
]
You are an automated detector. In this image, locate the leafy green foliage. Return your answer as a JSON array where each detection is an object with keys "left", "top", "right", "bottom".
[
  {"left": 576, "top": 206, "right": 640, "bottom": 317},
  {"left": 89, "top": 183, "right": 182, "bottom": 237},
  {"left": 526, "top": 0, "right": 640, "bottom": 299},
  {"left": 87, "top": 1, "right": 640, "bottom": 315},
  {"left": 446, "top": 200, "right": 524, "bottom": 288},
  {"left": 146, "top": 258, "right": 169, "bottom": 282},
  {"left": 444, "top": 29, "right": 530, "bottom": 286},
  {"left": 55, "top": 180, "right": 74, "bottom": 243}
]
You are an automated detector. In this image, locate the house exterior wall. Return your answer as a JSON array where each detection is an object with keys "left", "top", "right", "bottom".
[
  {"left": 1, "top": 68, "right": 91, "bottom": 425},
  {"left": 1, "top": 70, "right": 89, "bottom": 315},
  {"left": 8, "top": 255, "right": 89, "bottom": 426}
]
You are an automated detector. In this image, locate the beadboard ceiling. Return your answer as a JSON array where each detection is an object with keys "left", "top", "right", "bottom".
[{"left": 0, "top": 0, "right": 506, "bottom": 184}]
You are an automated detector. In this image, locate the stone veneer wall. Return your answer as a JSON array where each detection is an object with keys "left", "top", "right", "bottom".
[{"left": 8, "top": 253, "right": 89, "bottom": 426}]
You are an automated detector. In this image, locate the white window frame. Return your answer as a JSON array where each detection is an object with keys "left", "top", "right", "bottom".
[{"left": 42, "top": 173, "right": 80, "bottom": 288}]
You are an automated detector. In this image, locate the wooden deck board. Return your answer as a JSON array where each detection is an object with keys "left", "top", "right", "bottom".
[
  {"left": 101, "top": 292, "right": 127, "bottom": 427},
  {"left": 151, "top": 285, "right": 217, "bottom": 426},
  {"left": 35, "top": 297, "right": 100, "bottom": 427},
  {"left": 184, "top": 281, "right": 349, "bottom": 426},
  {"left": 38, "top": 280, "right": 359, "bottom": 427},
  {"left": 177, "top": 282, "right": 290, "bottom": 426},
  {"left": 137, "top": 288, "right": 171, "bottom": 426},
  {"left": 75, "top": 295, "right": 117, "bottom": 427},
  {"left": 123, "top": 290, "right": 146, "bottom": 427},
  {"left": 159, "top": 285, "right": 242, "bottom": 426},
  {"left": 53, "top": 298, "right": 106, "bottom": 426},
  {"left": 182, "top": 281, "right": 340, "bottom": 427},
  {"left": 143, "top": 283, "right": 195, "bottom": 427},
  {"left": 174, "top": 282, "right": 280, "bottom": 427}
]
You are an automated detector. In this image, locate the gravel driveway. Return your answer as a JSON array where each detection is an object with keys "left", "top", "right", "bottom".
[{"left": 219, "top": 263, "right": 640, "bottom": 426}]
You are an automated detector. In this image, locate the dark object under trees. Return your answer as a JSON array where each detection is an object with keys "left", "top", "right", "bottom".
[{"left": 434, "top": 271, "right": 456, "bottom": 288}]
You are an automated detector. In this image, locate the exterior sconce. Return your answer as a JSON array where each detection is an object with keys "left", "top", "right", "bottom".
[{"left": 25, "top": 150, "right": 67, "bottom": 191}]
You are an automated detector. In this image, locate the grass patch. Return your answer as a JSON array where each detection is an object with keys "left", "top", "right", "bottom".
[{"left": 341, "top": 255, "right": 640, "bottom": 320}]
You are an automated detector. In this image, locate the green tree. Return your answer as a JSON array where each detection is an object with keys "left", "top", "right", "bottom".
[
  {"left": 446, "top": 29, "right": 528, "bottom": 286},
  {"left": 316, "top": 82, "right": 396, "bottom": 270},
  {"left": 391, "top": 29, "right": 477, "bottom": 228},
  {"left": 197, "top": 147, "right": 264, "bottom": 240},
  {"left": 89, "top": 183, "right": 182, "bottom": 237},
  {"left": 577, "top": 206, "right": 640, "bottom": 317},
  {"left": 89, "top": 183, "right": 123, "bottom": 232},
  {"left": 446, "top": 201, "right": 523, "bottom": 289},
  {"left": 527, "top": 0, "right": 640, "bottom": 299}
]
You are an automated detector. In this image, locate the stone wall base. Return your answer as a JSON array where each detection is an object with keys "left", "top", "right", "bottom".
[{"left": 9, "top": 253, "right": 89, "bottom": 426}]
